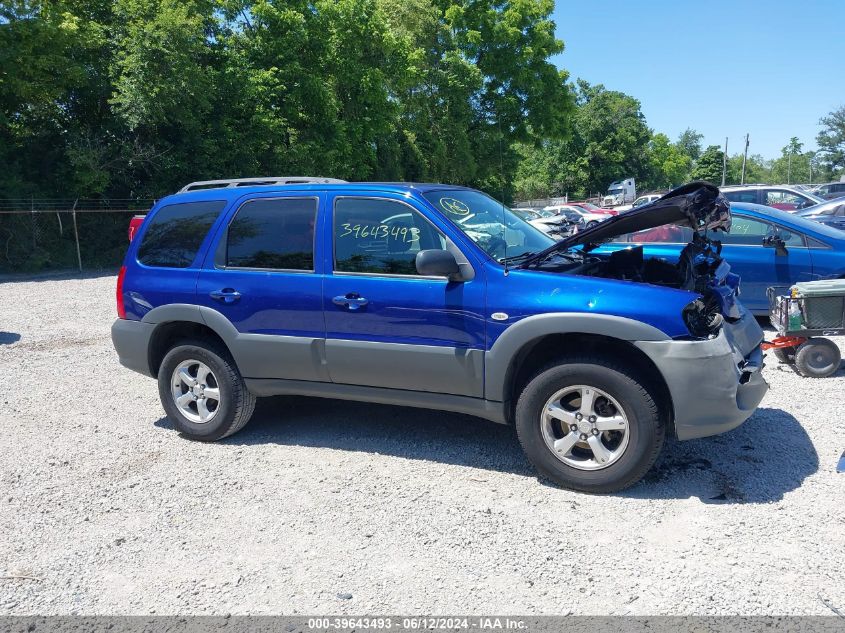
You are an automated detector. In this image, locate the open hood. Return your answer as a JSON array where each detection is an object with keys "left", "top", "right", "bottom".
[{"left": 524, "top": 182, "right": 731, "bottom": 262}]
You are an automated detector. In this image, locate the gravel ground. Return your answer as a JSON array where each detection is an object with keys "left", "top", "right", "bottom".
[{"left": 1, "top": 273, "right": 844, "bottom": 616}]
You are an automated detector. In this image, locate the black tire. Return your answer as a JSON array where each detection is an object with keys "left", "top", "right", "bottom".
[
  {"left": 158, "top": 340, "right": 256, "bottom": 441},
  {"left": 794, "top": 338, "right": 842, "bottom": 378},
  {"left": 515, "top": 357, "right": 664, "bottom": 493},
  {"left": 772, "top": 346, "right": 796, "bottom": 364}
]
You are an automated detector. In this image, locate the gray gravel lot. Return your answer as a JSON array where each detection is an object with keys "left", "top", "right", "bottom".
[{"left": 1, "top": 273, "right": 844, "bottom": 616}]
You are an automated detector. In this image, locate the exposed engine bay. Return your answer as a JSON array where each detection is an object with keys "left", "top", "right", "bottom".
[
  {"left": 551, "top": 234, "right": 721, "bottom": 293},
  {"left": 539, "top": 232, "right": 742, "bottom": 337},
  {"left": 519, "top": 182, "right": 742, "bottom": 337}
]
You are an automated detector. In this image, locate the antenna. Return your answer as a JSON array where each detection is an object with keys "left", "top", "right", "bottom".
[{"left": 497, "top": 118, "right": 509, "bottom": 275}]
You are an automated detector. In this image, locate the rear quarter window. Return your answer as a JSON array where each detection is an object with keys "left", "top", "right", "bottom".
[{"left": 137, "top": 200, "right": 226, "bottom": 268}]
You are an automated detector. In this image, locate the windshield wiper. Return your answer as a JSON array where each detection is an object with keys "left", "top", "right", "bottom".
[
  {"left": 518, "top": 248, "right": 581, "bottom": 269},
  {"left": 498, "top": 251, "right": 536, "bottom": 265}
]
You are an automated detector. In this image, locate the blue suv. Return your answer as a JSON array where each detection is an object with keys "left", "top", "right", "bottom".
[{"left": 112, "top": 179, "right": 768, "bottom": 492}]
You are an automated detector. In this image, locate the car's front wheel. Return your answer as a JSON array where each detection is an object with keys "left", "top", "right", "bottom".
[
  {"left": 515, "top": 357, "right": 664, "bottom": 493},
  {"left": 158, "top": 341, "right": 256, "bottom": 441}
]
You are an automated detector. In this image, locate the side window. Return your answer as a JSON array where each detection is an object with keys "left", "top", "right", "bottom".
[
  {"left": 226, "top": 197, "right": 316, "bottom": 270},
  {"left": 137, "top": 200, "right": 226, "bottom": 268},
  {"left": 724, "top": 190, "right": 757, "bottom": 203},
  {"left": 334, "top": 198, "right": 446, "bottom": 275},
  {"left": 764, "top": 190, "right": 811, "bottom": 210},
  {"left": 722, "top": 216, "right": 804, "bottom": 247}
]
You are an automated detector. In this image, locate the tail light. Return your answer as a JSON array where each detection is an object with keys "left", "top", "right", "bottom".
[{"left": 116, "top": 266, "right": 127, "bottom": 319}]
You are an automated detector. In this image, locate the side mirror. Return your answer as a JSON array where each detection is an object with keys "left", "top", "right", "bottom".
[
  {"left": 416, "top": 249, "right": 462, "bottom": 280},
  {"left": 762, "top": 234, "right": 789, "bottom": 256}
]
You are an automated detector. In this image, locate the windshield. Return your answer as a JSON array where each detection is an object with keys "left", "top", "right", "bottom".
[
  {"left": 423, "top": 189, "right": 554, "bottom": 261},
  {"left": 608, "top": 188, "right": 623, "bottom": 194}
]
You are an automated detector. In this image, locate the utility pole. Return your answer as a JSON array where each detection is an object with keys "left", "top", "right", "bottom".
[
  {"left": 740, "top": 133, "right": 749, "bottom": 185},
  {"left": 787, "top": 151, "right": 792, "bottom": 185},
  {"left": 721, "top": 137, "right": 728, "bottom": 186}
]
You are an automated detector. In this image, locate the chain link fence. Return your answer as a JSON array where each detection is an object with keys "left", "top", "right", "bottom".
[{"left": 0, "top": 200, "right": 155, "bottom": 274}]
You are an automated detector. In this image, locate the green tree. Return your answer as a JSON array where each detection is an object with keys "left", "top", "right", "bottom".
[
  {"left": 726, "top": 153, "right": 770, "bottom": 185},
  {"left": 0, "top": 0, "right": 570, "bottom": 203},
  {"left": 690, "top": 145, "right": 724, "bottom": 184},
  {"left": 512, "top": 80, "right": 654, "bottom": 200},
  {"left": 677, "top": 128, "right": 704, "bottom": 161},
  {"left": 549, "top": 81, "right": 651, "bottom": 197},
  {"left": 817, "top": 105, "right": 845, "bottom": 175},
  {"left": 513, "top": 140, "right": 562, "bottom": 199},
  {"left": 378, "top": 0, "right": 482, "bottom": 183},
  {"left": 646, "top": 133, "right": 691, "bottom": 190}
]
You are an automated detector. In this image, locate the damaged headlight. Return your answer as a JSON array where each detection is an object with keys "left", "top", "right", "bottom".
[{"left": 682, "top": 297, "right": 724, "bottom": 338}]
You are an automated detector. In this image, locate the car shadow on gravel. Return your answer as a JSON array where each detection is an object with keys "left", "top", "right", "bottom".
[
  {"left": 0, "top": 331, "right": 21, "bottom": 345},
  {"left": 627, "top": 407, "right": 818, "bottom": 503},
  {"left": 154, "top": 401, "right": 816, "bottom": 502},
  {"left": 156, "top": 395, "right": 535, "bottom": 477}
]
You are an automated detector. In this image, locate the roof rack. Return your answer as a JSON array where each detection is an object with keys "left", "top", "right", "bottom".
[{"left": 178, "top": 176, "right": 347, "bottom": 193}]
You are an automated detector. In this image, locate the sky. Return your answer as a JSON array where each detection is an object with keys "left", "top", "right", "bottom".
[{"left": 550, "top": 0, "right": 845, "bottom": 159}]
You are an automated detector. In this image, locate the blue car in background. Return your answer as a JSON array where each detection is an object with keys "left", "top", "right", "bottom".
[
  {"left": 593, "top": 202, "right": 845, "bottom": 314},
  {"left": 797, "top": 198, "right": 845, "bottom": 232}
]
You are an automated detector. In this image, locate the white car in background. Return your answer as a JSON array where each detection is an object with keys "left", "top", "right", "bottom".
[
  {"left": 614, "top": 193, "right": 663, "bottom": 213},
  {"left": 544, "top": 204, "right": 612, "bottom": 229}
]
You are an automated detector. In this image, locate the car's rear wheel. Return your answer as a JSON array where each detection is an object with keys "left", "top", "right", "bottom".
[
  {"left": 515, "top": 357, "right": 664, "bottom": 493},
  {"left": 158, "top": 341, "right": 256, "bottom": 441}
]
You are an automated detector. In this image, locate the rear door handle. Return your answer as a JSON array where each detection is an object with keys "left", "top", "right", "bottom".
[
  {"left": 332, "top": 293, "right": 369, "bottom": 311},
  {"left": 209, "top": 288, "right": 241, "bottom": 304}
]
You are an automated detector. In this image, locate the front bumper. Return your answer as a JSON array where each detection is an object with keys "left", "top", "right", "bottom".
[
  {"left": 635, "top": 312, "right": 769, "bottom": 440},
  {"left": 111, "top": 318, "right": 156, "bottom": 378}
]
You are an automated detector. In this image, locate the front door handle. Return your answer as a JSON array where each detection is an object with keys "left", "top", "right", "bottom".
[
  {"left": 332, "top": 293, "right": 369, "bottom": 311},
  {"left": 209, "top": 288, "right": 241, "bottom": 304}
]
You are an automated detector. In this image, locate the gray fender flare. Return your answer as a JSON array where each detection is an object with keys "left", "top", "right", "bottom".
[
  {"left": 141, "top": 304, "right": 239, "bottom": 345},
  {"left": 484, "top": 313, "right": 670, "bottom": 402},
  {"left": 140, "top": 304, "right": 241, "bottom": 374}
]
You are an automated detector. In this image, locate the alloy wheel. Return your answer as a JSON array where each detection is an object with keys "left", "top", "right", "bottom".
[
  {"left": 170, "top": 359, "right": 221, "bottom": 424},
  {"left": 540, "top": 385, "right": 630, "bottom": 470}
]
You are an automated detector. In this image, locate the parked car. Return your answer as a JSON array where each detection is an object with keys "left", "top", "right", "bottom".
[
  {"left": 568, "top": 201, "right": 618, "bottom": 216},
  {"left": 128, "top": 214, "right": 145, "bottom": 242},
  {"left": 511, "top": 208, "right": 580, "bottom": 238},
  {"left": 797, "top": 199, "right": 845, "bottom": 232},
  {"left": 544, "top": 204, "right": 612, "bottom": 228},
  {"left": 811, "top": 181, "right": 845, "bottom": 201},
  {"left": 721, "top": 184, "right": 824, "bottom": 211},
  {"left": 530, "top": 212, "right": 582, "bottom": 238},
  {"left": 593, "top": 202, "right": 845, "bottom": 314},
  {"left": 112, "top": 179, "right": 767, "bottom": 493},
  {"left": 614, "top": 193, "right": 664, "bottom": 213}
]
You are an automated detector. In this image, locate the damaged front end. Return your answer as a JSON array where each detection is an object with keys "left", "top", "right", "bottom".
[{"left": 521, "top": 181, "right": 742, "bottom": 339}]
